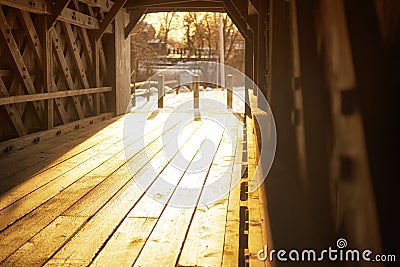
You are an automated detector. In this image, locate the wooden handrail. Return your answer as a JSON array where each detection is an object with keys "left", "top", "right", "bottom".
[{"left": 0, "top": 87, "right": 112, "bottom": 105}]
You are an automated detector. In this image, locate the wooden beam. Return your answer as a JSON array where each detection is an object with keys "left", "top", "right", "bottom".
[
  {"left": 127, "top": 1, "right": 224, "bottom": 10},
  {"left": 0, "top": 70, "right": 11, "bottom": 76},
  {"left": 58, "top": 8, "right": 113, "bottom": 32},
  {"left": 223, "top": 0, "right": 249, "bottom": 39},
  {"left": 114, "top": 10, "right": 130, "bottom": 115},
  {"left": 62, "top": 22, "right": 93, "bottom": 114},
  {"left": 124, "top": 8, "right": 146, "bottom": 39},
  {"left": 42, "top": 15, "right": 55, "bottom": 129},
  {"left": 99, "top": 42, "right": 108, "bottom": 75},
  {"left": 48, "top": 0, "right": 72, "bottom": 27},
  {"left": 71, "top": 0, "right": 93, "bottom": 66},
  {"left": 0, "top": 87, "right": 112, "bottom": 105},
  {"left": 79, "top": 0, "right": 113, "bottom": 11},
  {"left": 0, "top": 8, "right": 43, "bottom": 124},
  {"left": 62, "top": 23, "right": 90, "bottom": 88},
  {"left": 0, "top": 78, "right": 27, "bottom": 136},
  {"left": 0, "top": 0, "right": 49, "bottom": 15},
  {"left": 50, "top": 26, "right": 85, "bottom": 120},
  {"left": 18, "top": 10, "right": 43, "bottom": 67},
  {"left": 146, "top": 6, "right": 224, "bottom": 12},
  {"left": 93, "top": 0, "right": 127, "bottom": 40},
  {"left": 58, "top": 7, "right": 99, "bottom": 29},
  {"left": 0, "top": 112, "right": 113, "bottom": 154},
  {"left": 124, "top": 0, "right": 222, "bottom": 8}
]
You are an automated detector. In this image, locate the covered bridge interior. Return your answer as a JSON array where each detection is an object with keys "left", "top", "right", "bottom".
[{"left": 0, "top": 0, "right": 398, "bottom": 266}]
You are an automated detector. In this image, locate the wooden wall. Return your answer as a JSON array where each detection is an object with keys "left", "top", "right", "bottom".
[{"left": 0, "top": 0, "right": 130, "bottom": 152}]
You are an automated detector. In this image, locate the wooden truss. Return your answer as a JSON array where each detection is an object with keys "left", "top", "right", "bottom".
[{"left": 0, "top": 0, "right": 125, "bottom": 143}]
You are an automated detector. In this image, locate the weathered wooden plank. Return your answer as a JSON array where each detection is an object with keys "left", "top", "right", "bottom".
[
  {"left": 0, "top": 173, "right": 111, "bottom": 263},
  {"left": 62, "top": 117, "right": 206, "bottom": 266},
  {"left": 0, "top": 92, "right": 249, "bottom": 266},
  {"left": 0, "top": 116, "right": 117, "bottom": 175},
  {"left": 41, "top": 115, "right": 202, "bottom": 266},
  {"left": 0, "top": 115, "right": 177, "bottom": 262},
  {"left": 0, "top": 112, "right": 173, "bottom": 216},
  {"left": 0, "top": 151, "right": 116, "bottom": 231},
  {"left": 178, "top": 119, "right": 241, "bottom": 267},
  {"left": 133, "top": 116, "right": 230, "bottom": 267},
  {"left": 61, "top": 115, "right": 182, "bottom": 217},
  {"left": 2, "top": 139, "right": 164, "bottom": 265},
  {"left": 1, "top": 216, "right": 87, "bottom": 266},
  {"left": 0, "top": 117, "right": 121, "bottom": 184},
  {"left": 0, "top": 87, "right": 112, "bottom": 105},
  {"left": 0, "top": 115, "right": 149, "bottom": 210},
  {"left": 0, "top": 112, "right": 113, "bottom": 158},
  {"left": 90, "top": 217, "right": 157, "bottom": 266}
]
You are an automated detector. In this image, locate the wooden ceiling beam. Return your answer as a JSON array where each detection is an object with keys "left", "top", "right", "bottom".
[
  {"left": 0, "top": 0, "right": 49, "bottom": 15},
  {"left": 93, "top": 0, "right": 127, "bottom": 41},
  {"left": 48, "top": 0, "right": 72, "bottom": 28},
  {"left": 124, "top": 8, "right": 146, "bottom": 39},
  {"left": 146, "top": 7, "right": 225, "bottom": 12},
  {"left": 124, "top": 0, "right": 222, "bottom": 9},
  {"left": 79, "top": 0, "right": 113, "bottom": 12},
  {"left": 57, "top": 7, "right": 112, "bottom": 33},
  {"left": 223, "top": 0, "right": 250, "bottom": 39}
]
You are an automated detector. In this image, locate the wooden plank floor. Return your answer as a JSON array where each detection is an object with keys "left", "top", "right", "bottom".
[{"left": 0, "top": 90, "right": 267, "bottom": 267}]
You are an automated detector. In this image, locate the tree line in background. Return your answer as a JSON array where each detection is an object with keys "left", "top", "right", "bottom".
[{"left": 130, "top": 12, "right": 244, "bottom": 82}]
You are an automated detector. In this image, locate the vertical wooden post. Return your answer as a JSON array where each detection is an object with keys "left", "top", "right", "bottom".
[
  {"left": 132, "top": 85, "right": 136, "bottom": 107},
  {"left": 252, "top": 28, "right": 258, "bottom": 96},
  {"left": 146, "top": 80, "right": 150, "bottom": 101},
  {"left": 92, "top": 38, "right": 101, "bottom": 115},
  {"left": 226, "top": 74, "right": 233, "bottom": 109},
  {"left": 193, "top": 74, "right": 199, "bottom": 109},
  {"left": 157, "top": 74, "right": 164, "bottom": 108},
  {"left": 114, "top": 10, "right": 131, "bottom": 115},
  {"left": 257, "top": 0, "right": 267, "bottom": 110},
  {"left": 43, "top": 16, "right": 53, "bottom": 129},
  {"left": 245, "top": 37, "right": 253, "bottom": 116}
]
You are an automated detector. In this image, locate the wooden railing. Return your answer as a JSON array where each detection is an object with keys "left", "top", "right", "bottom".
[{"left": 0, "top": 87, "right": 112, "bottom": 106}]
